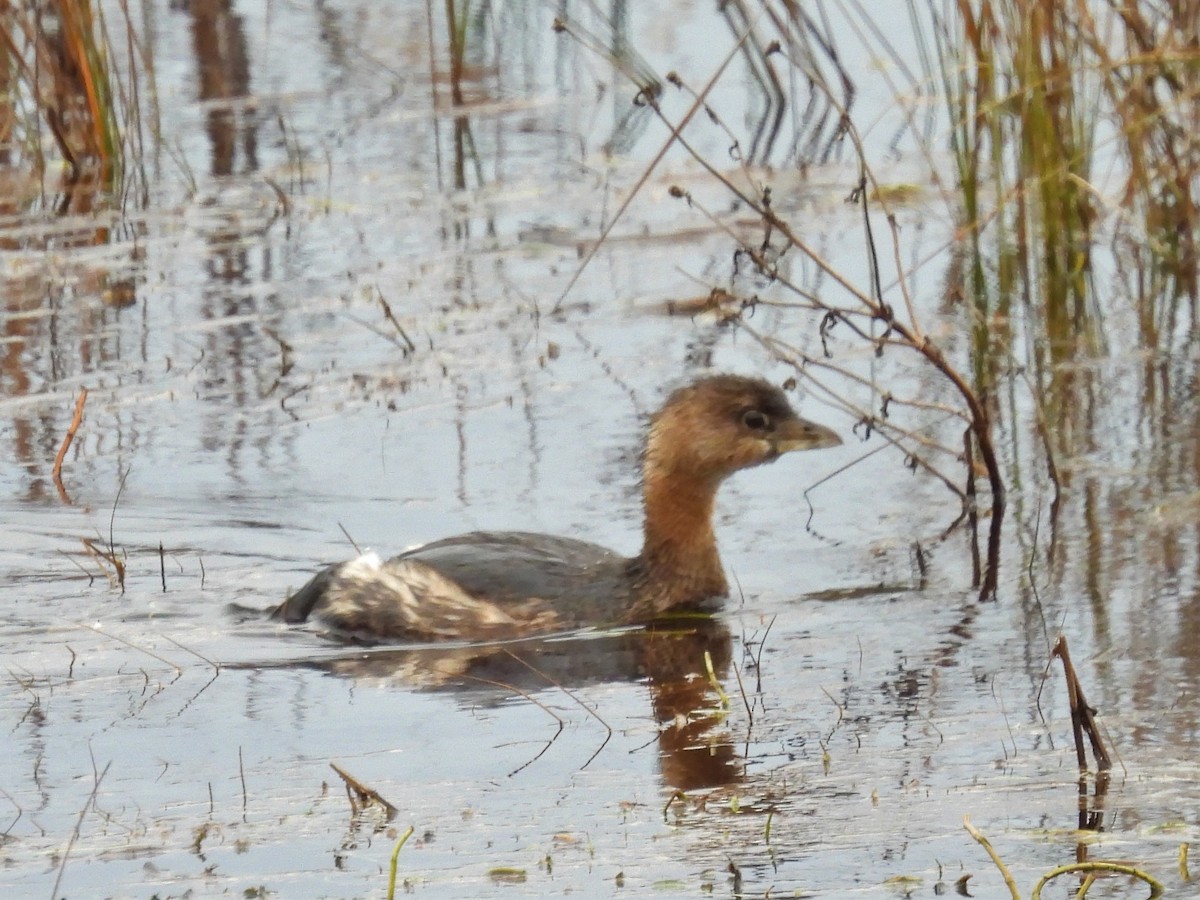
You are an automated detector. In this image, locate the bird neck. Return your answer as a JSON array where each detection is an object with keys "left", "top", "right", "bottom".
[{"left": 631, "top": 465, "right": 728, "bottom": 617}]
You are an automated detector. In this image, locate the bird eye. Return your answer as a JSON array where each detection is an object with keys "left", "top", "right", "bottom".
[{"left": 742, "top": 409, "right": 772, "bottom": 431}]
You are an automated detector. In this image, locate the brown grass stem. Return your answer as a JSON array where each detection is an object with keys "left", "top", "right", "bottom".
[
  {"left": 76, "top": 622, "right": 182, "bottom": 675},
  {"left": 447, "top": 669, "right": 565, "bottom": 778},
  {"left": 337, "top": 522, "right": 362, "bottom": 556},
  {"left": 729, "top": 654, "right": 752, "bottom": 726},
  {"left": 0, "top": 786, "right": 22, "bottom": 839},
  {"left": 1049, "top": 635, "right": 1112, "bottom": 773},
  {"left": 377, "top": 289, "right": 417, "bottom": 354},
  {"left": 663, "top": 789, "right": 685, "bottom": 823},
  {"left": 330, "top": 762, "right": 398, "bottom": 819},
  {"left": 503, "top": 649, "right": 613, "bottom": 770},
  {"left": 102, "top": 467, "right": 130, "bottom": 592},
  {"left": 52, "top": 387, "right": 89, "bottom": 502},
  {"left": 750, "top": 614, "right": 774, "bottom": 696},
  {"left": 238, "top": 745, "right": 248, "bottom": 821}
]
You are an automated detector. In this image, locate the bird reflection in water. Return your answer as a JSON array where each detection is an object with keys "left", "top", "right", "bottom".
[{"left": 288, "top": 616, "right": 740, "bottom": 792}]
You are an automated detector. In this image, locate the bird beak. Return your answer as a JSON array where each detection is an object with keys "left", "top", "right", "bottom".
[{"left": 772, "top": 415, "right": 842, "bottom": 453}]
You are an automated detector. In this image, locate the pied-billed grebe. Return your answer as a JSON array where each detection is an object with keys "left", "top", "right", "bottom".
[{"left": 272, "top": 374, "right": 840, "bottom": 642}]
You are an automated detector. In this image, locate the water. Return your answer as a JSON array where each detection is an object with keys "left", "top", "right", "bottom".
[{"left": 1, "top": 1, "right": 1196, "bottom": 897}]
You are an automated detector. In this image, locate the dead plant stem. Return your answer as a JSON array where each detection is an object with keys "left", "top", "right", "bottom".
[
  {"left": 52, "top": 387, "right": 88, "bottom": 501},
  {"left": 550, "top": 10, "right": 764, "bottom": 313},
  {"left": 50, "top": 759, "right": 111, "bottom": 899}
]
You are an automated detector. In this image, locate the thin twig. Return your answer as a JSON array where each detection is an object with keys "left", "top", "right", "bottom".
[
  {"left": 77, "top": 622, "right": 182, "bottom": 673},
  {"left": 0, "top": 785, "right": 22, "bottom": 839},
  {"left": 337, "top": 522, "right": 362, "bottom": 555},
  {"left": 52, "top": 387, "right": 89, "bottom": 502},
  {"left": 59, "top": 549, "right": 96, "bottom": 586},
  {"left": 108, "top": 468, "right": 130, "bottom": 593},
  {"left": 663, "top": 789, "right": 685, "bottom": 823},
  {"left": 550, "top": 10, "right": 764, "bottom": 313},
  {"left": 652, "top": 83, "right": 1006, "bottom": 515},
  {"left": 449, "top": 669, "right": 565, "bottom": 777},
  {"left": 503, "top": 649, "right": 613, "bottom": 770},
  {"left": 50, "top": 760, "right": 111, "bottom": 899},
  {"left": 729, "top": 656, "right": 753, "bottom": 725},
  {"left": 752, "top": 614, "right": 775, "bottom": 695},
  {"left": 1051, "top": 636, "right": 1112, "bottom": 772},
  {"left": 377, "top": 289, "right": 416, "bottom": 354},
  {"left": 239, "top": 746, "right": 248, "bottom": 821}
]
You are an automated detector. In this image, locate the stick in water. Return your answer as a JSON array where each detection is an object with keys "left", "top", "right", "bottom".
[{"left": 52, "top": 388, "right": 89, "bottom": 499}]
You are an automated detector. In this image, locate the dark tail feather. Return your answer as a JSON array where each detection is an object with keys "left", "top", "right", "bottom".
[{"left": 272, "top": 564, "right": 340, "bottom": 623}]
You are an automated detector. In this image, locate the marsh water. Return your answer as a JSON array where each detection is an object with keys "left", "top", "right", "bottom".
[{"left": 2, "top": 2, "right": 1198, "bottom": 897}]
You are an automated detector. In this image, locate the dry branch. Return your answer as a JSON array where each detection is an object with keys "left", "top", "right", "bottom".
[
  {"left": 329, "top": 762, "right": 398, "bottom": 819},
  {"left": 1051, "top": 635, "right": 1112, "bottom": 773},
  {"left": 52, "top": 387, "right": 89, "bottom": 501}
]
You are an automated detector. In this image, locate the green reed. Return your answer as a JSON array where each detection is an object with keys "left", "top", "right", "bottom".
[
  {"left": 0, "top": 0, "right": 149, "bottom": 207},
  {"left": 922, "top": 0, "right": 1197, "bottom": 372},
  {"left": 910, "top": 0, "right": 1198, "bottom": 493}
]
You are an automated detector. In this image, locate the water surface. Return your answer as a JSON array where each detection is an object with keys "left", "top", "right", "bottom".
[{"left": 1, "top": 2, "right": 1196, "bottom": 897}]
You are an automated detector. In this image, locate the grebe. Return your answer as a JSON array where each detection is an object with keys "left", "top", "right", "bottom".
[{"left": 272, "top": 375, "right": 840, "bottom": 641}]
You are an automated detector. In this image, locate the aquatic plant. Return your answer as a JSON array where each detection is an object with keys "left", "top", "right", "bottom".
[
  {"left": 917, "top": 0, "right": 1198, "bottom": 481},
  {"left": 0, "top": 0, "right": 152, "bottom": 208}
]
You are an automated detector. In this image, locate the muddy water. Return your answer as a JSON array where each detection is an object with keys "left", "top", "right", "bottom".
[{"left": 2, "top": 2, "right": 1197, "bottom": 898}]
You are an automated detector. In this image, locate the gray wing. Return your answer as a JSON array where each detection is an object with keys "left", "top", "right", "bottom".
[{"left": 397, "top": 531, "right": 628, "bottom": 606}]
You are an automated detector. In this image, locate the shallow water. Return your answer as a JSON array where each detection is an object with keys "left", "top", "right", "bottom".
[{"left": 2, "top": 2, "right": 1198, "bottom": 898}]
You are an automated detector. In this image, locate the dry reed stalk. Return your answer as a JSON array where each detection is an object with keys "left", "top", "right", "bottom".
[
  {"left": 1050, "top": 635, "right": 1112, "bottom": 773},
  {"left": 53, "top": 388, "right": 88, "bottom": 480},
  {"left": 52, "top": 387, "right": 88, "bottom": 496},
  {"left": 329, "top": 762, "right": 398, "bottom": 819}
]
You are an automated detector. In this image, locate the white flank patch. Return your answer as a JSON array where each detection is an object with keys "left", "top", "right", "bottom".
[{"left": 345, "top": 551, "right": 383, "bottom": 574}]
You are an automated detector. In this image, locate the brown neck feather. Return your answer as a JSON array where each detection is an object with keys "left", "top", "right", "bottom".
[{"left": 628, "top": 466, "right": 728, "bottom": 619}]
